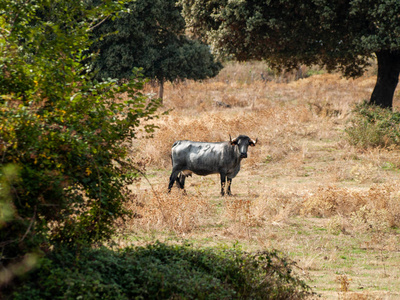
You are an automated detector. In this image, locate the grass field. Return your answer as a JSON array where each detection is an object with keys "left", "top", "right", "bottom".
[{"left": 120, "top": 62, "right": 400, "bottom": 299}]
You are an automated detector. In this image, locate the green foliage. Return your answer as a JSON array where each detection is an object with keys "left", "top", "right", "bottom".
[
  {"left": 180, "top": 0, "right": 400, "bottom": 107},
  {"left": 346, "top": 102, "right": 400, "bottom": 148},
  {"left": 0, "top": 165, "right": 18, "bottom": 227},
  {"left": 0, "top": 0, "right": 160, "bottom": 264},
  {"left": 180, "top": 0, "right": 400, "bottom": 76},
  {"left": 89, "top": 0, "right": 222, "bottom": 83},
  {"left": 11, "top": 243, "right": 311, "bottom": 299}
]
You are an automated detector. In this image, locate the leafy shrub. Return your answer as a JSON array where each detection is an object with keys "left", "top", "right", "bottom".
[
  {"left": 0, "top": 0, "right": 160, "bottom": 265},
  {"left": 10, "top": 243, "right": 311, "bottom": 300},
  {"left": 346, "top": 102, "right": 400, "bottom": 148}
]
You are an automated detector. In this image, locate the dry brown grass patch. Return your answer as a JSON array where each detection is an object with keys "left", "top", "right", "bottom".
[
  {"left": 302, "top": 184, "right": 400, "bottom": 234},
  {"left": 224, "top": 198, "right": 260, "bottom": 227},
  {"left": 123, "top": 188, "right": 211, "bottom": 234},
  {"left": 224, "top": 190, "right": 303, "bottom": 230},
  {"left": 124, "top": 62, "right": 400, "bottom": 297},
  {"left": 136, "top": 64, "right": 375, "bottom": 172},
  {"left": 303, "top": 185, "right": 390, "bottom": 217}
]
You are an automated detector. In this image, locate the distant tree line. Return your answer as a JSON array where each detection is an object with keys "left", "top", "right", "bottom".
[{"left": 88, "top": 0, "right": 400, "bottom": 108}]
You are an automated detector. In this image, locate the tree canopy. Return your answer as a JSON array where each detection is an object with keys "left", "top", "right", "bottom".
[
  {"left": 89, "top": 0, "right": 222, "bottom": 99},
  {"left": 180, "top": 0, "right": 400, "bottom": 108}
]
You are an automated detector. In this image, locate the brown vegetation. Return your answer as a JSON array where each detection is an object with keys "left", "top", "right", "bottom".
[{"left": 119, "top": 61, "right": 400, "bottom": 299}]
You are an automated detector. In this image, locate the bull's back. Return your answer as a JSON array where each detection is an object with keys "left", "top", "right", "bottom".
[{"left": 171, "top": 140, "right": 229, "bottom": 175}]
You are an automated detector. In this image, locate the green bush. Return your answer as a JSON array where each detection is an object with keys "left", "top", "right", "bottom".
[
  {"left": 10, "top": 243, "right": 311, "bottom": 300},
  {"left": 346, "top": 102, "right": 400, "bottom": 148},
  {"left": 0, "top": 0, "right": 160, "bottom": 264}
]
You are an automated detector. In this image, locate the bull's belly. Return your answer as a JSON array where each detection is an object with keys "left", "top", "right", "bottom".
[
  {"left": 182, "top": 166, "right": 238, "bottom": 177},
  {"left": 185, "top": 156, "right": 221, "bottom": 176},
  {"left": 191, "top": 169, "right": 218, "bottom": 176}
]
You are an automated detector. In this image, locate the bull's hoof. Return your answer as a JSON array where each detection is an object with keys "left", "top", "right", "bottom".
[{"left": 221, "top": 192, "right": 233, "bottom": 197}]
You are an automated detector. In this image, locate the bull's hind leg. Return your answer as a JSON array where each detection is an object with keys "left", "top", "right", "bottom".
[{"left": 168, "top": 169, "right": 181, "bottom": 192}]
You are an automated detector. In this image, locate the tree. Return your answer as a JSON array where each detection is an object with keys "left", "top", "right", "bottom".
[
  {"left": 89, "top": 0, "right": 222, "bottom": 100},
  {"left": 0, "top": 0, "right": 160, "bottom": 268},
  {"left": 180, "top": 0, "right": 400, "bottom": 109}
]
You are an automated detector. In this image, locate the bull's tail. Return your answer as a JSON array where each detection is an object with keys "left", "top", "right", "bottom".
[{"left": 170, "top": 141, "right": 181, "bottom": 166}]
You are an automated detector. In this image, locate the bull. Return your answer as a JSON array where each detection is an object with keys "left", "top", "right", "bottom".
[{"left": 168, "top": 135, "right": 257, "bottom": 196}]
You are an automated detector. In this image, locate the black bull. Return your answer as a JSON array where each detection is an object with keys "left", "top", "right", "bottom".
[{"left": 168, "top": 135, "right": 257, "bottom": 196}]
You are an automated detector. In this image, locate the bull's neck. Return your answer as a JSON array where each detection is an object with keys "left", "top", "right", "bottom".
[{"left": 232, "top": 145, "right": 242, "bottom": 163}]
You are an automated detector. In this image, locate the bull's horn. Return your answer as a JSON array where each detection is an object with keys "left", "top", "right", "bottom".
[
  {"left": 229, "top": 134, "right": 232, "bottom": 142},
  {"left": 231, "top": 135, "right": 238, "bottom": 145}
]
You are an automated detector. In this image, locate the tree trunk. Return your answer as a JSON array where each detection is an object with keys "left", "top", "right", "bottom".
[
  {"left": 158, "top": 78, "right": 164, "bottom": 102},
  {"left": 370, "top": 50, "right": 400, "bottom": 109}
]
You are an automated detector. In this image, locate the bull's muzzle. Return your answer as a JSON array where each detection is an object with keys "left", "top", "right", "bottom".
[{"left": 240, "top": 153, "right": 248, "bottom": 158}]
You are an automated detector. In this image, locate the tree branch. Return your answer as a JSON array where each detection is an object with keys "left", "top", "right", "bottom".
[
  {"left": 87, "top": 15, "right": 111, "bottom": 32},
  {"left": 20, "top": 205, "right": 37, "bottom": 243}
]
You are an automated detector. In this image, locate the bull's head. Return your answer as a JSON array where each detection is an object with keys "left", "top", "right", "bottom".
[{"left": 230, "top": 135, "right": 257, "bottom": 158}]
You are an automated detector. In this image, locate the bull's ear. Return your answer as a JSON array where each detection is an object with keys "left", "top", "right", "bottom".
[
  {"left": 249, "top": 138, "right": 257, "bottom": 146},
  {"left": 231, "top": 137, "right": 238, "bottom": 145}
]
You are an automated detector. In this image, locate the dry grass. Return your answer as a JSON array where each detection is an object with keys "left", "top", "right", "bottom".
[
  {"left": 123, "top": 188, "right": 211, "bottom": 234},
  {"left": 121, "top": 61, "right": 400, "bottom": 299},
  {"left": 302, "top": 184, "right": 400, "bottom": 223}
]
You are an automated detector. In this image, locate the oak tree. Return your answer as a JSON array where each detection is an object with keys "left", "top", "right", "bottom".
[
  {"left": 89, "top": 0, "right": 222, "bottom": 100},
  {"left": 180, "top": 0, "right": 400, "bottom": 108}
]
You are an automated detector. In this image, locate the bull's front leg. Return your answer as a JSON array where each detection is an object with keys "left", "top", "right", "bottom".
[
  {"left": 226, "top": 178, "right": 232, "bottom": 196},
  {"left": 220, "top": 173, "right": 226, "bottom": 196}
]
